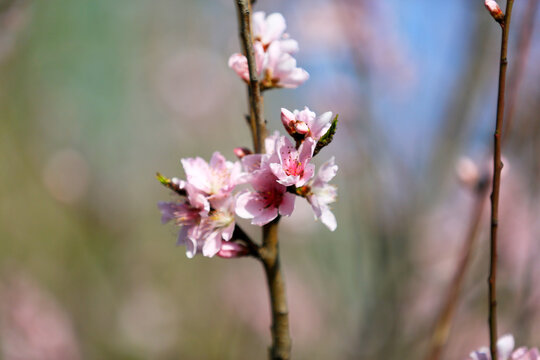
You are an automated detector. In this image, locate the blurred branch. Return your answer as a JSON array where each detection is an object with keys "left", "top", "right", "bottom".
[
  {"left": 425, "top": 180, "right": 489, "bottom": 360},
  {"left": 488, "top": 2, "right": 514, "bottom": 359},
  {"left": 502, "top": 0, "right": 539, "bottom": 143}
]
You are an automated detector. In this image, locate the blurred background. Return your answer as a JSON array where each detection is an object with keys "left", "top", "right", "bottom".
[{"left": 1, "top": 0, "right": 539, "bottom": 358}]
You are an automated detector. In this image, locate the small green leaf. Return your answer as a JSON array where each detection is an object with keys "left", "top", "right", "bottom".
[{"left": 313, "top": 114, "right": 338, "bottom": 156}]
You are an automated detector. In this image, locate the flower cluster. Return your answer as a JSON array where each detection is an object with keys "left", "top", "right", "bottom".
[
  {"left": 469, "top": 334, "right": 540, "bottom": 360},
  {"left": 158, "top": 11, "right": 338, "bottom": 258},
  {"left": 228, "top": 12, "right": 309, "bottom": 89}
]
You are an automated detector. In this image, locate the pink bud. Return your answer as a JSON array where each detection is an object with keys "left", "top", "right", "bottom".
[
  {"left": 217, "top": 242, "right": 250, "bottom": 258},
  {"left": 484, "top": 0, "right": 504, "bottom": 23},
  {"left": 281, "top": 108, "right": 297, "bottom": 136},
  {"left": 233, "top": 147, "right": 252, "bottom": 159}
]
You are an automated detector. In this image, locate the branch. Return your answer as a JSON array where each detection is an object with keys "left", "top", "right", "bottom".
[
  {"left": 425, "top": 180, "right": 489, "bottom": 360},
  {"left": 258, "top": 217, "right": 292, "bottom": 360},
  {"left": 235, "top": 0, "right": 266, "bottom": 153},
  {"left": 489, "top": 2, "right": 514, "bottom": 359},
  {"left": 232, "top": 225, "right": 260, "bottom": 258},
  {"left": 233, "top": 2, "right": 291, "bottom": 358}
]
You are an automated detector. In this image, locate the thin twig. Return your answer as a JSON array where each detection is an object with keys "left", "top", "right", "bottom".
[
  {"left": 232, "top": 225, "right": 260, "bottom": 257},
  {"left": 489, "top": 2, "right": 514, "bottom": 359}
]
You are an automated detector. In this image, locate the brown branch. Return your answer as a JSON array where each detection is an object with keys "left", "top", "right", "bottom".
[
  {"left": 235, "top": 0, "right": 265, "bottom": 153},
  {"left": 258, "top": 217, "right": 291, "bottom": 360},
  {"left": 489, "top": 2, "right": 514, "bottom": 359},
  {"left": 425, "top": 180, "right": 489, "bottom": 360},
  {"left": 234, "top": 2, "right": 291, "bottom": 358},
  {"left": 232, "top": 225, "right": 260, "bottom": 257}
]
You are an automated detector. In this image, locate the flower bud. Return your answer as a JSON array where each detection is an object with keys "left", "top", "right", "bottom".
[
  {"left": 484, "top": 0, "right": 504, "bottom": 24},
  {"left": 233, "top": 147, "right": 252, "bottom": 159},
  {"left": 217, "top": 242, "right": 250, "bottom": 258},
  {"left": 456, "top": 157, "right": 480, "bottom": 188},
  {"left": 281, "top": 108, "right": 309, "bottom": 139}
]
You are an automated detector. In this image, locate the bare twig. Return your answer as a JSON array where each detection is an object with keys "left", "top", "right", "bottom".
[{"left": 488, "top": 2, "right": 514, "bottom": 359}]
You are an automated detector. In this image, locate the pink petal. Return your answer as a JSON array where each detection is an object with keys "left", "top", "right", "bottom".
[
  {"left": 228, "top": 53, "right": 249, "bottom": 81},
  {"left": 310, "top": 111, "right": 333, "bottom": 140},
  {"left": 262, "top": 13, "right": 286, "bottom": 44},
  {"left": 281, "top": 107, "right": 295, "bottom": 129},
  {"left": 252, "top": 207, "right": 279, "bottom": 226},
  {"left": 298, "top": 137, "right": 316, "bottom": 164},
  {"left": 235, "top": 191, "right": 264, "bottom": 219},
  {"left": 202, "top": 231, "right": 222, "bottom": 257},
  {"left": 280, "top": 39, "right": 299, "bottom": 53},
  {"left": 252, "top": 11, "right": 266, "bottom": 38},
  {"left": 184, "top": 236, "right": 197, "bottom": 258},
  {"left": 316, "top": 157, "right": 338, "bottom": 184},
  {"left": 209, "top": 151, "right": 227, "bottom": 170},
  {"left": 222, "top": 222, "right": 235, "bottom": 241},
  {"left": 297, "top": 163, "right": 315, "bottom": 187},
  {"left": 279, "top": 192, "right": 296, "bottom": 217},
  {"left": 279, "top": 68, "right": 309, "bottom": 88},
  {"left": 320, "top": 207, "right": 337, "bottom": 231}
]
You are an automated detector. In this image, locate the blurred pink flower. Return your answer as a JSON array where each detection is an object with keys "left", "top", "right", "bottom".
[
  {"left": 469, "top": 334, "right": 539, "bottom": 360},
  {"left": 0, "top": 274, "right": 81, "bottom": 360},
  {"left": 252, "top": 12, "right": 287, "bottom": 46},
  {"left": 305, "top": 156, "right": 338, "bottom": 231},
  {"left": 280, "top": 107, "right": 333, "bottom": 141},
  {"left": 269, "top": 136, "right": 315, "bottom": 187}
]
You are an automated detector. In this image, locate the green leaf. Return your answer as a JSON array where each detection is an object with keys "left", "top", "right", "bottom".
[{"left": 313, "top": 114, "right": 338, "bottom": 156}]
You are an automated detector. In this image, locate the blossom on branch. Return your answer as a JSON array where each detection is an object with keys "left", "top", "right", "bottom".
[
  {"left": 280, "top": 107, "right": 333, "bottom": 141},
  {"left": 228, "top": 11, "right": 309, "bottom": 89},
  {"left": 269, "top": 136, "right": 315, "bottom": 187},
  {"left": 304, "top": 156, "right": 338, "bottom": 231}
]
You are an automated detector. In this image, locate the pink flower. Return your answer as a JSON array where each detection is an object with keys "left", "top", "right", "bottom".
[
  {"left": 236, "top": 167, "right": 296, "bottom": 226},
  {"left": 158, "top": 190, "right": 237, "bottom": 258},
  {"left": 196, "top": 197, "right": 237, "bottom": 257},
  {"left": 181, "top": 152, "right": 241, "bottom": 204},
  {"left": 261, "top": 41, "right": 309, "bottom": 88},
  {"left": 280, "top": 107, "right": 333, "bottom": 141},
  {"left": 269, "top": 136, "right": 316, "bottom": 187},
  {"left": 252, "top": 12, "right": 287, "bottom": 46},
  {"left": 228, "top": 42, "right": 265, "bottom": 83},
  {"left": 228, "top": 43, "right": 309, "bottom": 89},
  {"left": 305, "top": 157, "right": 338, "bottom": 231},
  {"left": 469, "top": 334, "right": 540, "bottom": 360},
  {"left": 158, "top": 184, "right": 209, "bottom": 258},
  {"left": 228, "top": 12, "right": 309, "bottom": 89}
]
